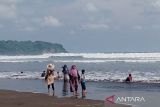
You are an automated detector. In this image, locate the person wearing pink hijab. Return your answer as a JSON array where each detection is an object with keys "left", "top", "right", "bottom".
[{"left": 69, "top": 65, "right": 79, "bottom": 96}]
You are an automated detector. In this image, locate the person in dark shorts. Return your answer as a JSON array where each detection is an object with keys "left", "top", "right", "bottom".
[
  {"left": 41, "top": 71, "right": 46, "bottom": 77},
  {"left": 80, "top": 69, "right": 87, "bottom": 98},
  {"left": 125, "top": 74, "right": 132, "bottom": 82}
]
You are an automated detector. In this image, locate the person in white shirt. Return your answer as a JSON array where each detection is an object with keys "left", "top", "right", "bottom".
[{"left": 80, "top": 69, "right": 87, "bottom": 98}]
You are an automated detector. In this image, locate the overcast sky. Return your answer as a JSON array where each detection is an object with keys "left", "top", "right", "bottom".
[{"left": 1, "top": 0, "right": 160, "bottom": 52}]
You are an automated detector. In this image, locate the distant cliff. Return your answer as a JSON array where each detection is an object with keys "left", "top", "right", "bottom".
[{"left": 0, "top": 40, "right": 67, "bottom": 55}]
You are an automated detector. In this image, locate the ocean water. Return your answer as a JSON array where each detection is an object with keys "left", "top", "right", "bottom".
[
  {"left": 0, "top": 53, "right": 160, "bottom": 83},
  {"left": 0, "top": 53, "right": 160, "bottom": 107},
  {"left": 0, "top": 79, "right": 159, "bottom": 107}
]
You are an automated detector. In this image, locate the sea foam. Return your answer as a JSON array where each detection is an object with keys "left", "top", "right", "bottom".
[{"left": 1, "top": 53, "right": 160, "bottom": 63}]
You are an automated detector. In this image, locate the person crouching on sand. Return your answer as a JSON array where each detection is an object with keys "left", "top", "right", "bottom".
[
  {"left": 125, "top": 74, "right": 132, "bottom": 82},
  {"left": 69, "top": 65, "right": 79, "bottom": 96},
  {"left": 45, "top": 64, "right": 56, "bottom": 95},
  {"left": 80, "top": 69, "right": 87, "bottom": 98}
]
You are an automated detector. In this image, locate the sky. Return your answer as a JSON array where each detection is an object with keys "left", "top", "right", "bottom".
[{"left": 1, "top": 0, "right": 160, "bottom": 52}]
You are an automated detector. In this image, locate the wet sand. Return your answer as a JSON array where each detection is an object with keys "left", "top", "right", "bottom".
[{"left": 0, "top": 90, "right": 131, "bottom": 107}]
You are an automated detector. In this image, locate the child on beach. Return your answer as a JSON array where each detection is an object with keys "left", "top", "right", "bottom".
[
  {"left": 80, "top": 69, "right": 87, "bottom": 98},
  {"left": 45, "top": 64, "right": 56, "bottom": 95}
]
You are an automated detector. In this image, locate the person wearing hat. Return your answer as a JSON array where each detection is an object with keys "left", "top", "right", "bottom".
[
  {"left": 45, "top": 63, "right": 56, "bottom": 95},
  {"left": 47, "top": 63, "right": 55, "bottom": 71}
]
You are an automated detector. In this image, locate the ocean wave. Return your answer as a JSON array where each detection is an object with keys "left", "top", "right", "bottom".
[
  {"left": 1, "top": 53, "right": 160, "bottom": 63},
  {"left": 2, "top": 60, "right": 160, "bottom": 63},
  {"left": 1, "top": 52, "right": 160, "bottom": 59},
  {"left": 0, "top": 60, "right": 159, "bottom": 63},
  {"left": 48, "top": 53, "right": 160, "bottom": 58},
  {"left": 0, "top": 71, "right": 159, "bottom": 83}
]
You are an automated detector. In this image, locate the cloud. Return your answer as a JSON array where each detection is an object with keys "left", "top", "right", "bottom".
[
  {"left": 49, "top": 0, "right": 149, "bottom": 30},
  {"left": 132, "top": 25, "right": 143, "bottom": 30},
  {"left": 0, "top": 0, "right": 21, "bottom": 4},
  {"left": 86, "top": 3, "right": 98, "bottom": 12},
  {"left": 152, "top": 0, "right": 160, "bottom": 8},
  {"left": 0, "top": 0, "right": 23, "bottom": 19},
  {"left": 69, "top": 30, "right": 76, "bottom": 35},
  {"left": 0, "top": 24, "right": 3, "bottom": 28},
  {"left": 82, "top": 23, "right": 109, "bottom": 30},
  {"left": 1, "top": 0, "right": 160, "bottom": 32},
  {"left": 43, "top": 16, "right": 62, "bottom": 27},
  {"left": 0, "top": 3, "right": 17, "bottom": 19},
  {"left": 21, "top": 26, "right": 37, "bottom": 31}
]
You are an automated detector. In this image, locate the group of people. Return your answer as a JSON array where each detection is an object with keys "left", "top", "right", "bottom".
[
  {"left": 43, "top": 64, "right": 87, "bottom": 98},
  {"left": 42, "top": 63, "right": 133, "bottom": 98}
]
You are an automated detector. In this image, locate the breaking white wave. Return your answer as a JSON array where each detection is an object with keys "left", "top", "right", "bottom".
[
  {"left": 1, "top": 53, "right": 160, "bottom": 63},
  {"left": 85, "top": 71, "right": 160, "bottom": 83},
  {"left": 0, "top": 71, "right": 42, "bottom": 79},
  {"left": 0, "top": 53, "right": 160, "bottom": 83},
  {"left": 0, "top": 70, "right": 159, "bottom": 83}
]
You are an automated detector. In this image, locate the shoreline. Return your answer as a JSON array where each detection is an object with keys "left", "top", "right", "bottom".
[
  {"left": 0, "top": 79, "right": 159, "bottom": 107},
  {"left": 1, "top": 78, "right": 160, "bottom": 84},
  {"left": 0, "top": 90, "right": 131, "bottom": 107}
]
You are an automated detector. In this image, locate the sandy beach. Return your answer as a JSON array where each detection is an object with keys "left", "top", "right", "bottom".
[
  {"left": 0, "top": 90, "right": 131, "bottom": 107},
  {"left": 0, "top": 79, "right": 160, "bottom": 107}
]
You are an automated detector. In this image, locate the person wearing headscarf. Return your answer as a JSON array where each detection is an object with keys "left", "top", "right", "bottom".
[{"left": 69, "top": 65, "right": 80, "bottom": 96}]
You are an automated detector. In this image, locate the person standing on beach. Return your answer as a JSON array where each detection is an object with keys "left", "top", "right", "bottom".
[
  {"left": 80, "top": 69, "right": 87, "bottom": 98},
  {"left": 62, "top": 64, "right": 69, "bottom": 95},
  {"left": 69, "top": 71, "right": 73, "bottom": 92},
  {"left": 57, "top": 71, "right": 60, "bottom": 79},
  {"left": 62, "top": 64, "right": 69, "bottom": 82},
  {"left": 69, "top": 65, "right": 79, "bottom": 96},
  {"left": 45, "top": 64, "right": 56, "bottom": 95}
]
